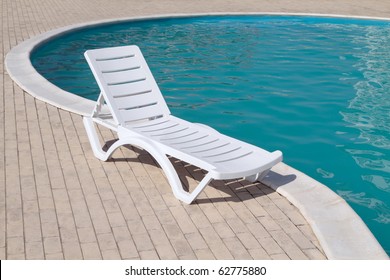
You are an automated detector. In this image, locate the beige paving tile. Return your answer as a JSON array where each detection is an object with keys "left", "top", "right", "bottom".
[
  {"left": 131, "top": 190, "right": 155, "bottom": 217},
  {"left": 162, "top": 223, "right": 184, "bottom": 241},
  {"left": 197, "top": 204, "right": 225, "bottom": 224},
  {"left": 257, "top": 236, "right": 284, "bottom": 256},
  {"left": 132, "top": 234, "right": 155, "bottom": 252},
  {"left": 263, "top": 203, "right": 289, "bottom": 221},
  {"left": 62, "top": 242, "right": 83, "bottom": 260},
  {"left": 194, "top": 248, "right": 215, "bottom": 260},
  {"left": 0, "top": 247, "right": 5, "bottom": 260},
  {"left": 236, "top": 192, "right": 268, "bottom": 218},
  {"left": 236, "top": 232, "right": 262, "bottom": 250},
  {"left": 97, "top": 233, "right": 118, "bottom": 252},
  {"left": 149, "top": 229, "right": 171, "bottom": 246},
  {"left": 7, "top": 236, "right": 24, "bottom": 256},
  {"left": 226, "top": 218, "right": 248, "bottom": 234},
  {"left": 142, "top": 215, "right": 162, "bottom": 231},
  {"left": 155, "top": 244, "right": 178, "bottom": 260},
  {"left": 21, "top": 184, "right": 38, "bottom": 202},
  {"left": 81, "top": 242, "right": 102, "bottom": 260},
  {"left": 184, "top": 204, "right": 212, "bottom": 229},
  {"left": 185, "top": 232, "right": 209, "bottom": 251},
  {"left": 107, "top": 211, "right": 127, "bottom": 228},
  {"left": 248, "top": 248, "right": 271, "bottom": 260},
  {"left": 57, "top": 213, "right": 79, "bottom": 243},
  {"left": 270, "top": 230, "right": 309, "bottom": 260},
  {"left": 7, "top": 254, "right": 26, "bottom": 260},
  {"left": 85, "top": 195, "right": 112, "bottom": 234},
  {"left": 139, "top": 250, "right": 159, "bottom": 260},
  {"left": 303, "top": 248, "right": 327, "bottom": 260},
  {"left": 276, "top": 219, "right": 316, "bottom": 250},
  {"left": 199, "top": 227, "right": 234, "bottom": 259},
  {"left": 207, "top": 242, "right": 234, "bottom": 260},
  {"left": 298, "top": 224, "right": 324, "bottom": 252},
  {"left": 78, "top": 227, "right": 97, "bottom": 244},
  {"left": 52, "top": 189, "right": 72, "bottom": 214},
  {"left": 223, "top": 237, "right": 252, "bottom": 259},
  {"left": 228, "top": 201, "right": 259, "bottom": 224},
  {"left": 101, "top": 249, "right": 121, "bottom": 260},
  {"left": 117, "top": 239, "right": 139, "bottom": 259},
  {"left": 102, "top": 199, "right": 121, "bottom": 214},
  {"left": 39, "top": 199, "right": 56, "bottom": 212},
  {"left": 170, "top": 238, "right": 194, "bottom": 257},
  {"left": 127, "top": 219, "right": 148, "bottom": 236},
  {"left": 43, "top": 237, "right": 62, "bottom": 255},
  {"left": 156, "top": 209, "right": 177, "bottom": 225},
  {"left": 116, "top": 195, "right": 140, "bottom": 222},
  {"left": 41, "top": 222, "right": 60, "bottom": 238},
  {"left": 257, "top": 215, "right": 282, "bottom": 232},
  {"left": 70, "top": 204, "right": 94, "bottom": 229},
  {"left": 169, "top": 206, "right": 198, "bottom": 234},
  {"left": 212, "top": 222, "right": 235, "bottom": 239},
  {"left": 112, "top": 227, "right": 139, "bottom": 259},
  {"left": 26, "top": 241, "right": 45, "bottom": 260},
  {"left": 45, "top": 253, "right": 65, "bottom": 260},
  {"left": 246, "top": 222, "right": 270, "bottom": 239},
  {"left": 6, "top": 209, "right": 23, "bottom": 238},
  {"left": 111, "top": 226, "right": 132, "bottom": 242},
  {"left": 214, "top": 202, "right": 238, "bottom": 221},
  {"left": 179, "top": 253, "right": 197, "bottom": 260},
  {"left": 0, "top": 217, "right": 4, "bottom": 248},
  {"left": 23, "top": 212, "right": 42, "bottom": 243},
  {"left": 271, "top": 253, "right": 290, "bottom": 260}
]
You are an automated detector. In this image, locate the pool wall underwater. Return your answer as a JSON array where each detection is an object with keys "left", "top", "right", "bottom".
[{"left": 5, "top": 13, "right": 390, "bottom": 259}]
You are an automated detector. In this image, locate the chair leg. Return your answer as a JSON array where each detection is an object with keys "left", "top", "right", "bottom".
[
  {"left": 176, "top": 174, "right": 213, "bottom": 204},
  {"left": 83, "top": 117, "right": 124, "bottom": 161},
  {"left": 119, "top": 136, "right": 214, "bottom": 204},
  {"left": 257, "top": 169, "right": 271, "bottom": 181},
  {"left": 244, "top": 168, "right": 271, "bottom": 183},
  {"left": 83, "top": 117, "right": 109, "bottom": 161},
  {"left": 117, "top": 135, "right": 214, "bottom": 204}
]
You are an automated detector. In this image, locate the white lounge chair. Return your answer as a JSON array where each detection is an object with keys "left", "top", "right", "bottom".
[{"left": 83, "top": 45, "right": 282, "bottom": 204}]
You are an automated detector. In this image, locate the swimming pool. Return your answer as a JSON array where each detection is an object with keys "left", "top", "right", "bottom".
[{"left": 30, "top": 15, "right": 390, "bottom": 254}]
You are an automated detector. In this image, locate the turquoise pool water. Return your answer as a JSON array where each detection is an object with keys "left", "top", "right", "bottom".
[{"left": 31, "top": 16, "right": 390, "bottom": 254}]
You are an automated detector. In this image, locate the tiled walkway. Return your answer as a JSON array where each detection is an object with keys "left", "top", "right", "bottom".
[{"left": 2, "top": 0, "right": 389, "bottom": 260}]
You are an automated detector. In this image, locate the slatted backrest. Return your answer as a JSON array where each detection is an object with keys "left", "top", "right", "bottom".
[{"left": 84, "top": 45, "right": 171, "bottom": 126}]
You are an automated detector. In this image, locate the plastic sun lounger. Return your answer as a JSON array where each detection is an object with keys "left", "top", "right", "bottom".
[{"left": 83, "top": 45, "right": 283, "bottom": 204}]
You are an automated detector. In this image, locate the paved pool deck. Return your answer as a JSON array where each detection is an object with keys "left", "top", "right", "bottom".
[{"left": 1, "top": 0, "right": 389, "bottom": 260}]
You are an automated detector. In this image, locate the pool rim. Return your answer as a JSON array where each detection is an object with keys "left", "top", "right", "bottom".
[{"left": 5, "top": 12, "right": 390, "bottom": 259}]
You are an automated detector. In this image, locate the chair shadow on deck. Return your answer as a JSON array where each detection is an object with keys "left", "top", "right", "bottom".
[{"left": 103, "top": 140, "right": 296, "bottom": 204}]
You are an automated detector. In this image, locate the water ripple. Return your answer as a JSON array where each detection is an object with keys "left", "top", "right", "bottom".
[{"left": 338, "top": 191, "right": 390, "bottom": 224}]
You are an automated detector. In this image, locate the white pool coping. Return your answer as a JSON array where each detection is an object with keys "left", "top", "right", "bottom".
[{"left": 5, "top": 12, "right": 389, "bottom": 260}]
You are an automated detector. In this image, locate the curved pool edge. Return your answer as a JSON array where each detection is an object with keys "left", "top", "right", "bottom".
[
  {"left": 5, "top": 12, "right": 389, "bottom": 260},
  {"left": 264, "top": 163, "right": 389, "bottom": 260},
  {"left": 5, "top": 22, "right": 98, "bottom": 116}
]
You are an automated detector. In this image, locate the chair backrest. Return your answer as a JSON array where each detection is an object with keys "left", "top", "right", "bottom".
[{"left": 84, "top": 45, "right": 171, "bottom": 126}]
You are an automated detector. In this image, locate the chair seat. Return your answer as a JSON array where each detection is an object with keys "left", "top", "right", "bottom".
[{"left": 123, "top": 115, "right": 282, "bottom": 180}]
